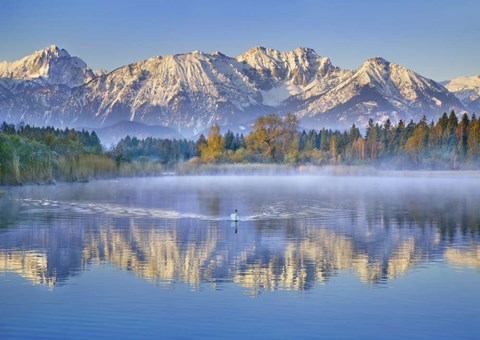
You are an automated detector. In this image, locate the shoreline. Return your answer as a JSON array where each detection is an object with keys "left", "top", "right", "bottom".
[{"left": 2, "top": 165, "right": 480, "bottom": 189}]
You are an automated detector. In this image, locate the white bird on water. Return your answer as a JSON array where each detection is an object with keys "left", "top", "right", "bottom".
[{"left": 230, "top": 209, "right": 239, "bottom": 222}]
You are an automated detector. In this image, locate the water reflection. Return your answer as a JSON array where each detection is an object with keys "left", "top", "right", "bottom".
[
  {"left": 0, "top": 176, "right": 479, "bottom": 293},
  {"left": 0, "top": 216, "right": 478, "bottom": 293},
  {"left": 445, "top": 245, "right": 480, "bottom": 269},
  {"left": 0, "top": 251, "right": 55, "bottom": 286}
]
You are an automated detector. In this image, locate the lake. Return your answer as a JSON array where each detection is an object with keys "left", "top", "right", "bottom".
[{"left": 1, "top": 174, "right": 479, "bottom": 339}]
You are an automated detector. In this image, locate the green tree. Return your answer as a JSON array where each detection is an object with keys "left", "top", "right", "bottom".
[{"left": 456, "top": 113, "right": 470, "bottom": 159}]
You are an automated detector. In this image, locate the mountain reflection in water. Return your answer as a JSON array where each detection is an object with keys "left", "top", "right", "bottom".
[{"left": 1, "top": 175, "right": 479, "bottom": 294}]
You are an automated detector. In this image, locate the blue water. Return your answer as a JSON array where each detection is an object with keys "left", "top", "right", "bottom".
[{"left": 1, "top": 174, "right": 479, "bottom": 339}]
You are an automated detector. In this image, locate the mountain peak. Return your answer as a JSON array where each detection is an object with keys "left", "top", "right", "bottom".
[
  {"left": 0, "top": 45, "right": 467, "bottom": 134},
  {"left": 241, "top": 46, "right": 280, "bottom": 57},
  {"left": 357, "top": 57, "right": 392, "bottom": 79},
  {"left": 211, "top": 51, "right": 226, "bottom": 57},
  {"left": 45, "top": 44, "right": 60, "bottom": 52},
  {"left": 294, "top": 47, "right": 317, "bottom": 55},
  {"left": 365, "top": 57, "right": 389, "bottom": 65},
  {"left": 0, "top": 45, "right": 94, "bottom": 87},
  {"left": 239, "top": 46, "right": 324, "bottom": 61},
  {"left": 443, "top": 74, "right": 480, "bottom": 110},
  {"left": 251, "top": 45, "right": 268, "bottom": 52},
  {"left": 36, "top": 45, "right": 70, "bottom": 58}
]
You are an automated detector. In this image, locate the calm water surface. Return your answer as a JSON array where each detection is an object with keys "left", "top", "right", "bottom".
[{"left": 1, "top": 174, "right": 480, "bottom": 339}]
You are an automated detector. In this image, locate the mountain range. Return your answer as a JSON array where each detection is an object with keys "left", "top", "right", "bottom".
[
  {"left": 442, "top": 75, "right": 480, "bottom": 114},
  {"left": 0, "top": 45, "right": 477, "bottom": 138}
]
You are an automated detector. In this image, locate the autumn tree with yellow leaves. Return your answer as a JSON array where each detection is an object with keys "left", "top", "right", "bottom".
[{"left": 199, "top": 124, "right": 225, "bottom": 163}]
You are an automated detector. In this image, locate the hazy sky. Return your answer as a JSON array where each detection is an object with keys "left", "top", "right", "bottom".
[{"left": 1, "top": 0, "right": 478, "bottom": 81}]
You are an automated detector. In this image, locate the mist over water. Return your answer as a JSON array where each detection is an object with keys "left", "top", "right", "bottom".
[{"left": 1, "top": 173, "right": 480, "bottom": 338}]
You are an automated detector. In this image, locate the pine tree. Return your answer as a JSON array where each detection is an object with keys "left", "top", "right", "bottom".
[
  {"left": 196, "top": 134, "right": 207, "bottom": 157},
  {"left": 456, "top": 113, "right": 470, "bottom": 159}
]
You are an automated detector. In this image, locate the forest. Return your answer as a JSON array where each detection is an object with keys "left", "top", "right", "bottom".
[
  {"left": 116, "top": 111, "right": 480, "bottom": 170},
  {"left": 1, "top": 110, "right": 479, "bottom": 185}
]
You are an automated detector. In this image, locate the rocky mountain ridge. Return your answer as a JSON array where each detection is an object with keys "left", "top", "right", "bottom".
[
  {"left": 0, "top": 45, "right": 471, "bottom": 137},
  {"left": 442, "top": 75, "right": 480, "bottom": 114}
]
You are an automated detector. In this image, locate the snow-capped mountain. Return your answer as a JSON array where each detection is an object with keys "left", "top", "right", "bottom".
[
  {"left": 0, "top": 45, "right": 468, "bottom": 136},
  {"left": 75, "top": 50, "right": 265, "bottom": 134},
  {"left": 0, "top": 45, "right": 95, "bottom": 87},
  {"left": 237, "top": 46, "right": 352, "bottom": 104},
  {"left": 286, "top": 57, "right": 465, "bottom": 128},
  {"left": 442, "top": 75, "right": 480, "bottom": 113}
]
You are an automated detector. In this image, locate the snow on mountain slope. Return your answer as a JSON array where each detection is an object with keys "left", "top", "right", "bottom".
[
  {"left": 0, "top": 45, "right": 469, "bottom": 135},
  {"left": 283, "top": 57, "right": 465, "bottom": 128},
  {"left": 78, "top": 47, "right": 356, "bottom": 133},
  {"left": 77, "top": 50, "right": 267, "bottom": 133},
  {"left": 0, "top": 77, "right": 76, "bottom": 127},
  {"left": 442, "top": 75, "right": 480, "bottom": 113},
  {"left": 237, "top": 46, "right": 351, "bottom": 105},
  {"left": 237, "top": 46, "right": 332, "bottom": 86},
  {"left": 0, "top": 45, "right": 95, "bottom": 87}
]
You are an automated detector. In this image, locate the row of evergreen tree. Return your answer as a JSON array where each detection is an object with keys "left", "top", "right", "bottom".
[
  {"left": 1, "top": 122, "right": 103, "bottom": 155},
  {"left": 1, "top": 110, "right": 480, "bottom": 185},
  {"left": 114, "top": 111, "right": 478, "bottom": 169},
  {"left": 112, "top": 136, "right": 197, "bottom": 167}
]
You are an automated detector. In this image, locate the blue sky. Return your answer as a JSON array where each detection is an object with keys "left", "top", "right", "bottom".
[{"left": 1, "top": 0, "right": 478, "bottom": 81}]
